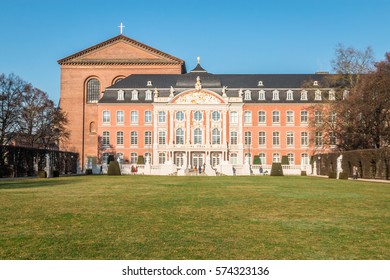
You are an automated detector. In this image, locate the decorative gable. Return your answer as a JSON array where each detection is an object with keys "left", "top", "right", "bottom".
[{"left": 171, "top": 90, "right": 226, "bottom": 105}]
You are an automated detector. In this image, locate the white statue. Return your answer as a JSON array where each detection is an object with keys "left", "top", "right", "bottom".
[
  {"left": 153, "top": 88, "right": 159, "bottom": 98},
  {"left": 169, "top": 86, "right": 175, "bottom": 97},
  {"left": 222, "top": 86, "right": 228, "bottom": 97},
  {"left": 238, "top": 88, "right": 243, "bottom": 97},
  {"left": 195, "top": 76, "right": 202, "bottom": 91}
]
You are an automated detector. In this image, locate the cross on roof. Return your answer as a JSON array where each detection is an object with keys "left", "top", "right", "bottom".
[{"left": 118, "top": 22, "right": 125, "bottom": 34}]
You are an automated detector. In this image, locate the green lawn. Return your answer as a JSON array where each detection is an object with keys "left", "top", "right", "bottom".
[{"left": 0, "top": 175, "right": 389, "bottom": 260}]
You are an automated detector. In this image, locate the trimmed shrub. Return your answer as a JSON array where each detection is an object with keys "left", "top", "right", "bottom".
[
  {"left": 270, "top": 163, "right": 284, "bottom": 176},
  {"left": 281, "top": 156, "right": 289, "bottom": 165},
  {"left": 137, "top": 155, "right": 145, "bottom": 165},
  {"left": 107, "top": 161, "right": 121, "bottom": 175},
  {"left": 53, "top": 170, "right": 60, "bottom": 177},
  {"left": 301, "top": 171, "right": 307, "bottom": 176},
  {"left": 328, "top": 172, "right": 337, "bottom": 179},
  {"left": 339, "top": 172, "right": 349, "bottom": 180},
  {"left": 107, "top": 155, "right": 115, "bottom": 164},
  {"left": 85, "top": 169, "right": 93, "bottom": 175},
  {"left": 253, "top": 155, "right": 261, "bottom": 165},
  {"left": 38, "top": 170, "right": 47, "bottom": 178}
]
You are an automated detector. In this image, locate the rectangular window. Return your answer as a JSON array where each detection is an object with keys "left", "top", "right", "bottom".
[
  {"left": 230, "top": 131, "right": 238, "bottom": 145},
  {"left": 301, "top": 90, "right": 308, "bottom": 101},
  {"left": 286, "top": 131, "right": 294, "bottom": 146},
  {"left": 272, "top": 131, "right": 280, "bottom": 146},
  {"left": 230, "top": 111, "right": 238, "bottom": 123},
  {"left": 286, "top": 111, "right": 294, "bottom": 124},
  {"left": 244, "top": 111, "right": 252, "bottom": 124},
  {"left": 130, "top": 152, "right": 138, "bottom": 164},
  {"left": 130, "top": 131, "right": 138, "bottom": 145},
  {"left": 258, "top": 111, "right": 266, "bottom": 123},
  {"left": 272, "top": 111, "right": 280, "bottom": 124},
  {"left": 301, "top": 132, "right": 308, "bottom": 146},
  {"left": 103, "top": 111, "right": 110, "bottom": 124},
  {"left": 144, "top": 111, "right": 152, "bottom": 123},
  {"left": 159, "top": 153, "right": 166, "bottom": 164},
  {"left": 144, "top": 131, "right": 152, "bottom": 145},
  {"left": 158, "top": 131, "right": 166, "bottom": 145},
  {"left": 258, "top": 131, "right": 266, "bottom": 146},
  {"left": 329, "top": 131, "right": 336, "bottom": 146},
  {"left": 244, "top": 131, "right": 252, "bottom": 145},
  {"left": 329, "top": 112, "right": 337, "bottom": 124},
  {"left": 116, "top": 131, "right": 124, "bottom": 145},
  {"left": 300, "top": 110, "right": 308, "bottom": 123},
  {"left": 315, "top": 132, "right": 323, "bottom": 146},
  {"left": 116, "top": 111, "right": 124, "bottom": 124},
  {"left": 102, "top": 131, "right": 110, "bottom": 146},
  {"left": 158, "top": 111, "right": 166, "bottom": 123},
  {"left": 131, "top": 111, "right": 138, "bottom": 124}
]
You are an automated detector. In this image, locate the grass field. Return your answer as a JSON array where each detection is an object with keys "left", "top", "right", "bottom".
[{"left": 0, "top": 175, "right": 389, "bottom": 260}]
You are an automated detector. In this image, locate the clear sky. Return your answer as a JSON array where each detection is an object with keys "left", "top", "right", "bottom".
[{"left": 1, "top": 0, "right": 389, "bottom": 103}]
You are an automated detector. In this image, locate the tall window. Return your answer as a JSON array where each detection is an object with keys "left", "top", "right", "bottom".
[
  {"left": 244, "top": 90, "right": 251, "bottom": 100},
  {"left": 131, "top": 90, "right": 138, "bottom": 100},
  {"left": 158, "top": 111, "right": 166, "bottom": 123},
  {"left": 159, "top": 153, "right": 166, "bottom": 164},
  {"left": 258, "top": 131, "right": 266, "bottom": 146},
  {"left": 272, "top": 90, "right": 279, "bottom": 100},
  {"left": 130, "top": 131, "right": 138, "bottom": 145},
  {"left": 230, "top": 153, "right": 238, "bottom": 164},
  {"left": 258, "top": 90, "right": 265, "bottom": 100},
  {"left": 301, "top": 132, "right": 308, "bottom": 146},
  {"left": 116, "top": 131, "right": 124, "bottom": 145},
  {"left": 315, "top": 111, "right": 322, "bottom": 124},
  {"left": 194, "top": 128, "right": 202, "bottom": 144},
  {"left": 286, "top": 111, "right": 294, "bottom": 124},
  {"left": 230, "top": 131, "right": 238, "bottom": 145},
  {"left": 230, "top": 111, "right": 238, "bottom": 123},
  {"left": 301, "top": 153, "right": 309, "bottom": 165},
  {"left": 286, "top": 90, "right": 294, "bottom": 100},
  {"left": 259, "top": 153, "right": 266, "bottom": 165},
  {"left": 315, "top": 132, "right": 323, "bottom": 146},
  {"left": 176, "top": 128, "right": 184, "bottom": 144},
  {"left": 272, "top": 153, "right": 280, "bottom": 163},
  {"left": 212, "top": 128, "right": 220, "bottom": 144},
  {"left": 102, "top": 131, "right": 110, "bottom": 146},
  {"left": 315, "top": 90, "right": 322, "bottom": 100},
  {"left": 144, "top": 131, "right": 152, "bottom": 145},
  {"left": 145, "top": 152, "right": 152, "bottom": 164},
  {"left": 258, "top": 111, "right": 266, "bottom": 123},
  {"left": 287, "top": 153, "right": 295, "bottom": 165},
  {"left": 244, "top": 111, "right": 252, "bottom": 124},
  {"left": 144, "top": 111, "right": 152, "bottom": 124},
  {"left": 300, "top": 110, "right": 308, "bottom": 123},
  {"left": 286, "top": 131, "right": 294, "bottom": 146},
  {"left": 272, "top": 131, "right": 280, "bottom": 146},
  {"left": 301, "top": 90, "right": 308, "bottom": 101},
  {"left": 130, "top": 153, "right": 138, "bottom": 164},
  {"left": 116, "top": 111, "right": 124, "bottom": 124},
  {"left": 158, "top": 131, "right": 166, "bottom": 145},
  {"left": 244, "top": 131, "right": 252, "bottom": 145},
  {"left": 329, "top": 111, "right": 337, "bottom": 123},
  {"left": 272, "top": 111, "right": 280, "bottom": 124},
  {"left": 86, "top": 78, "right": 100, "bottom": 103},
  {"left": 131, "top": 111, "right": 138, "bottom": 124},
  {"left": 103, "top": 111, "right": 110, "bottom": 124},
  {"left": 145, "top": 90, "right": 152, "bottom": 100},
  {"left": 329, "top": 131, "right": 336, "bottom": 146}
]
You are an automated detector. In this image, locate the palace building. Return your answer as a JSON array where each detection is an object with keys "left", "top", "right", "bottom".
[{"left": 59, "top": 32, "right": 331, "bottom": 175}]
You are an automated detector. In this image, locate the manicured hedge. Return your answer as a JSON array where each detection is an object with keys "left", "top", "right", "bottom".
[
  {"left": 270, "top": 163, "right": 284, "bottom": 176},
  {"left": 107, "top": 161, "right": 121, "bottom": 176}
]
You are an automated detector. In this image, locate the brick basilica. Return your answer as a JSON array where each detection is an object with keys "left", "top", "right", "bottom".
[{"left": 58, "top": 33, "right": 331, "bottom": 175}]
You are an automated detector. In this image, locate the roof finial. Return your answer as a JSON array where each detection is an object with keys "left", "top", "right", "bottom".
[
  {"left": 118, "top": 22, "right": 125, "bottom": 34},
  {"left": 197, "top": 56, "right": 200, "bottom": 64}
]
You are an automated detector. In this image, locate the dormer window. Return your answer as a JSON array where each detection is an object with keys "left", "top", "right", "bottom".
[
  {"left": 258, "top": 81, "right": 263, "bottom": 86},
  {"left": 145, "top": 89, "right": 152, "bottom": 100},
  {"left": 147, "top": 81, "right": 152, "bottom": 86},
  {"left": 286, "top": 90, "right": 294, "bottom": 101},
  {"left": 244, "top": 89, "right": 252, "bottom": 100},
  {"left": 132, "top": 90, "right": 138, "bottom": 100},
  {"left": 329, "top": 90, "right": 336, "bottom": 101},
  {"left": 258, "top": 89, "right": 265, "bottom": 100},
  {"left": 315, "top": 89, "right": 322, "bottom": 101},
  {"left": 117, "top": 89, "right": 124, "bottom": 101},
  {"left": 313, "top": 81, "right": 319, "bottom": 86},
  {"left": 301, "top": 90, "right": 308, "bottom": 101},
  {"left": 272, "top": 90, "right": 279, "bottom": 101}
]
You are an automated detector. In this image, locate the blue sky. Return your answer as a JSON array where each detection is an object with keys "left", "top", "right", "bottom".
[{"left": 1, "top": 0, "right": 389, "bottom": 103}]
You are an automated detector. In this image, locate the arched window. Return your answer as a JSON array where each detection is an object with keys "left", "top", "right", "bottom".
[
  {"left": 86, "top": 78, "right": 100, "bottom": 103},
  {"left": 212, "top": 128, "right": 220, "bottom": 144},
  {"left": 176, "top": 128, "right": 184, "bottom": 144},
  {"left": 194, "top": 128, "right": 202, "bottom": 144}
]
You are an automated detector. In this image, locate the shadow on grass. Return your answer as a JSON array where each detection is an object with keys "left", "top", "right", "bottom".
[{"left": 0, "top": 178, "right": 75, "bottom": 190}]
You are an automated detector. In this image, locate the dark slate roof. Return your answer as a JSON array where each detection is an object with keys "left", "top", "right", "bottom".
[{"left": 100, "top": 65, "right": 333, "bottom": 104}]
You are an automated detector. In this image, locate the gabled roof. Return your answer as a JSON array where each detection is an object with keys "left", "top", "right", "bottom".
[{"left": 58, "top": 34, "right": 186, "bottom": 67}]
